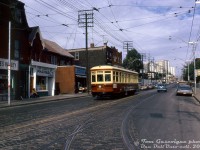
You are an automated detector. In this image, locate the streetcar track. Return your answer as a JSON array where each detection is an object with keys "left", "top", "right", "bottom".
[
  {"left": 0, "top": 91, "right": 155, "bottom": 149},
  {"left": 64, "top": 117, "right": 94, "bottom": 150},
  {"left": 0, "top": 95, "right": 138, "bottom": 149},
  {"left": 0, "top": 94, "right": 141, "bottom": 134},
  {"left": 121, "top": 94, "right": 156, "bottom": 150}
]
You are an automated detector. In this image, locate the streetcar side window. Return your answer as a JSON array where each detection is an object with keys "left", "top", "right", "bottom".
[
  {"left": 105, "top": 74, "right": 111, "bottom": 82},
  {"left": 130, "top": 74, "right": 134, "bottom": 83},
  {"left": 128, "top": 74, "right": 130, "bottom": 83},
  {"left": 119, "top": 72, "right": 121, "bottom": 83},
  {"left": 113, "top": 71, "right": 116, "bottom": 82},
  {"left": 105, "top": 71, "right": 111, "bottom": 82},
  {"left": 121, "top": 72, "right": 123, "bottom": 83},
  {"left": 116, "top": 72, "right": 119, "bottom": 82},
  {"left": 91, "top": 71, "right": 96, "bottom": 82}
]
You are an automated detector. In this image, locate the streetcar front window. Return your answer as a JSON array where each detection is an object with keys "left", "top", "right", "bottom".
[
  {"left": 97, "top": 74, "right": 103, "bottom": 82},
  {"left": 92, "top": 75, "right": 96, "bottom": 82},
  {"left": 91, "top": 71, "right": 96, "bottom": 82}
]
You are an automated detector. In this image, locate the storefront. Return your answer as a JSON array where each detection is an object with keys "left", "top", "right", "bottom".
[
  {"left": 56, "top": 65, "right": 86, "bottom": 94},
  {"left": 75, "top": 66, "right": 86, "bottom": 93},
  {"left": 0, "top": 58, "right": 18, "bottom": 100},
  {"left": 30, "top": 60, "right": 57, "bottom": 97}
]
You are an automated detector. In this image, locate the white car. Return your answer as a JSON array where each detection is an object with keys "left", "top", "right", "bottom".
[{"left": 176, "top": 85, "right": 193, "bottom": 96}]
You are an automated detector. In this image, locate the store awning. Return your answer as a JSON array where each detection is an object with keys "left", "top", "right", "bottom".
[{"left": 76, "top": 75, "right": 87, "bottom": 78}]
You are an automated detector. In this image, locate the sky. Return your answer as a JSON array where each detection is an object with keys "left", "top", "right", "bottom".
[{"left": 19, "top": 0, "right": 200, "bottom": 77}]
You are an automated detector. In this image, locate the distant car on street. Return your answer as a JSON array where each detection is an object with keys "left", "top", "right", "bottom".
[
  {"left": 176, "top": 85, "right": 193, "bottom": 96},
  {"left": 140, "top": 85, "right": 148, "bottom": 90},
  {"left": 157, "top": 84, "right": 167, "bottom": 92}
]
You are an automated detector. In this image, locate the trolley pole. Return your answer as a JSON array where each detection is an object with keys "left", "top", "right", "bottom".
[{"left": 78, "top": 10, "right": 94, "bottom": 94}]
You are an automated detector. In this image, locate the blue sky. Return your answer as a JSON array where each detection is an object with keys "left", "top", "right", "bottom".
[{"left": 19, "top": 0, "right": 200, "bottom": 77}]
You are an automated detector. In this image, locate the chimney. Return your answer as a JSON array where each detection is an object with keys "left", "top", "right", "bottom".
[
  {"left": 90, "top": 43, "right": 94, "bottom": 48},
  {"left": 104, "top": 42, "right": 107, "bottom": 47}
]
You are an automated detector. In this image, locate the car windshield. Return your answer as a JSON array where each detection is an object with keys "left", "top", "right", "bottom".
[
  {"left": 179, "top": 86, "right": 192, "bottom": 90},
  {"left": 158, "top": 84, "right": 165, "bottom": 87}
]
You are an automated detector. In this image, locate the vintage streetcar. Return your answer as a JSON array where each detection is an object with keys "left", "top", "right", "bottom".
[{"left": 90, "top": 65, "right": 139, "bottom": 98}]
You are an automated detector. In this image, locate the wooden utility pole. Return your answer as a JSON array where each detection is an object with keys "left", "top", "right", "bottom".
[{"left": 78, "top": 10, "right": 94, "bottom": 94}]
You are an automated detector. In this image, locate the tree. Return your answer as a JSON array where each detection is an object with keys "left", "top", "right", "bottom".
[
  {"left": 123, "top": 48, "right": 143, "bottom": 73},
  {"left": 182, "top": 58, "right": 200, "bottom": 83}
]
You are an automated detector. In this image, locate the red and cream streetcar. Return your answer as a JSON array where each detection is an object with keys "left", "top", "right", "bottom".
[{"left": 90, "top": 65, "right": 139, "bottom": 98}]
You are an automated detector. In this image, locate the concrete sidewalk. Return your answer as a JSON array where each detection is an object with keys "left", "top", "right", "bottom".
[
  {"left": 0, "top": 93, "right": 90, "bottom": 109},
  {"left": 194, "top": 87, "right": 200, "bottom": 103}
]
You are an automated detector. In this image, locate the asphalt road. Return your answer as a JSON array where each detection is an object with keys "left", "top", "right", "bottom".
[{"left": 0, "top": 84, "right": 200, "bottom": 150}]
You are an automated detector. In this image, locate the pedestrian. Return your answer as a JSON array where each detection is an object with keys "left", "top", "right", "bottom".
[{"left": 30, "top": 88, "right": 39, "bottom": 98}]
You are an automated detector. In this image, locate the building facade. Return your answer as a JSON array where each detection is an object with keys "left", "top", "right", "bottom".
[
  {"left": 0, "top": 0, "right": 31, "bottom": 99},
  {"left": 0, "top": 0, "right": 74, "bottom": 99},
  {"left": 67, "top": 43, "right": 122, "bottom": 69},
  {"left": 56, "top": 65, "right": 86, "bottom": 94}
]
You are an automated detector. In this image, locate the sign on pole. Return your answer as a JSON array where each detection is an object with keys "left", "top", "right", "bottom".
[{"left": 196, "top": 69, "right": 200, "bottom": 76}]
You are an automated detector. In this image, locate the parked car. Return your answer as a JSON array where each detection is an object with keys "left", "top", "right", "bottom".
[
  {"left": 79, "top": 86, "right": 87, "bottom": 93},
  {"left": 157, "top": 84, "right": 167, "bottom": 92},
  {"left": 147, "top": 84, "right": 154, "bottom": 89},
  {"left": 176, "top": 85, "right": 193, "bottom": 96},
  {"left": 140, "top": 85, "right": 148, "bottom": 90}
]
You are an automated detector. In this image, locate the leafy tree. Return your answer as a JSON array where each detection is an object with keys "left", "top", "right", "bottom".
[
  {"left": 123, "top": 49, "right": 143, "bottom": 73},
  {"left": 183, "top": 58, "right": 200, "bottom": 83}
]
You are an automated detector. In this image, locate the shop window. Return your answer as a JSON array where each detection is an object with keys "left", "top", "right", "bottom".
[
  {"left": 36, "top": 76, "right": 47, "bottom": 90},
  {"left": 0, "top": 79, "right": 7, "bottom": 94}
]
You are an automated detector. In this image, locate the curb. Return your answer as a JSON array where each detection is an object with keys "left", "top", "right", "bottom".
[{"left": 194, "top": 95, "right": 200, "bottom": 103}]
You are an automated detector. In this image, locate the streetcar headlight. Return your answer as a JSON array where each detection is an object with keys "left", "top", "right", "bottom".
[{"left": 113, "top": 84, "right": 117, "bottom": 88}]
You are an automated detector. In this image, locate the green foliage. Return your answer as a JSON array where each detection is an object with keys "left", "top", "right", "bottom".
[
  {"left": 182, "top": 58, "right": 200, "bottom": 82},
  {"left": 122, "top": 49, "right": 143, "bottom": 73}
]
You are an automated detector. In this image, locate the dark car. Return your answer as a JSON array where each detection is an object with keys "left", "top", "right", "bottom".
[
  {"left": 157, "top": 84, "right": 167, "bottom": 92},
  {"left": 176, "top": 85, "right": 193, "bottom": 96}
]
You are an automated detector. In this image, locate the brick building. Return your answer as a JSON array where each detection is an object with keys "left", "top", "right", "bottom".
[
  {"left": 0, "top": 0, "right": 74, "bottom": 99},
  {"left": 67, "top": 43, "right": 122, "bottom": 90},
  {"left": 0, "top": 0, "right": 31, "bottom": 99},
  {"left": 67, "top": 43, "right": 122, "bottom": 68}
]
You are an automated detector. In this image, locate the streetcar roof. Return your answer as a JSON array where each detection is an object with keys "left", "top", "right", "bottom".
[{"left": 90, "top": 65, "right": 138, "bottom": 74}]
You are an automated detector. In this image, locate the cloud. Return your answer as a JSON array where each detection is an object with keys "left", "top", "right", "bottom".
[{"left": 19, "top": 0, "right": 200, "bottom": 77}]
